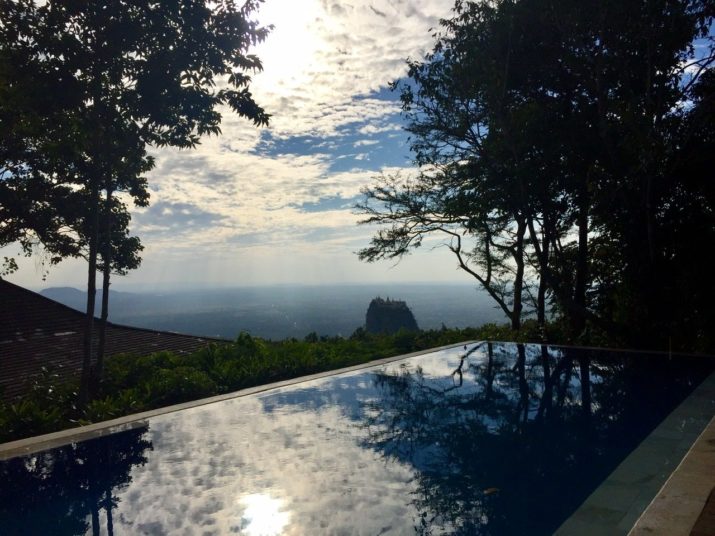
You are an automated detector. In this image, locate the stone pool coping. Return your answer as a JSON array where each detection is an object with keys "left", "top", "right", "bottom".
[
  {"left": 0, "top": 340, "right": 479, "bottom": 460},
  {"left": 629, "top": 396, "right": 715, "bottom": 535},
  {"left": 556, "top": 369, "right": 715, "bottom": 536}
]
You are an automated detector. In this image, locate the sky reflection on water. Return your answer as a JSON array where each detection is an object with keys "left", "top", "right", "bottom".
[{"left": 1, "top": 343, "right": 712, "bottom": 535}]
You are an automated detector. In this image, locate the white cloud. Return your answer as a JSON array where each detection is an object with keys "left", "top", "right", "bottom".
[
  {"left": 357, "top": 122, "right": 403, "bottom": 135},
  {"left": 97, "top": 348, "right": 473, "bottom": 534},
  {"left": 7, "top": 1, "right": 460, "bottom": 289},
  {"left": 353, "top": 139, "right": 380, "bottom": 147},
  {"left": 249, "top": 0, "right": 452, "bottom": 138},
  {"left": 139, "top": 1, "right": 455, "bottom": 257}
]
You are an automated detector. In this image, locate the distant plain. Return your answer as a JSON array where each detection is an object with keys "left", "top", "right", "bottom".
[{"left": 41, "top": 284, "right": 506, "bottom": 340}]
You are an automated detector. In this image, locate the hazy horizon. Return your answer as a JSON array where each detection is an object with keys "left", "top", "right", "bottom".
[
  {"left": 38, "top": 283, "right": 506, "bottom": 339},
  {"left": 37, "top": 279, "right": 483, "bottom": 293}
]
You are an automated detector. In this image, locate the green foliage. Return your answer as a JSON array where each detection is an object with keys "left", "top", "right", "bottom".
[
  {"left": 0, "top": 399, "right": 63, "bottom": 440},
  {"left": 0, "top": 368, "right": 76, "bottom": 442},
  {"left": 0, "top": 257, "right": 17, "bottom": 276},
  {"left": 143, "top": 367, "right": 217, "bottom": 407}
]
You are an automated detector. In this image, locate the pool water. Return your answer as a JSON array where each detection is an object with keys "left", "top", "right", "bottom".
[{"left": 1, "top": 343, "right": 713, "bottom": 535}]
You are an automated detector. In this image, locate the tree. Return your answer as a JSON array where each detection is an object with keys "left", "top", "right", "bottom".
[
  {"left": 358, "top": 0, "right": 569, "bottom": 332},
  {"left": 93, "top": 194, "right": 148, "bottom": 381},
  {"left": 358, "top": 0, "right": 714, "bottom": 349},
  {"left": 358, "top": 167, "right": 530, "bottom": 330},
  {"left": 1, "top": 0, "right": 271, "bottom": 402},
  {"left": 0, "top": 4, "right": 87, "bottom": 277}
]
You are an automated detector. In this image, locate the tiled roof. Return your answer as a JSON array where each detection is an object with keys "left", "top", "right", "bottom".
[{"left": 0, "top": 279, "right": 226, "bottom": 401}]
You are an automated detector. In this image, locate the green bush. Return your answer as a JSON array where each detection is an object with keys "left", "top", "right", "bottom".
[
  {"left": 82, "top": 389, "right": 145, "bottom": 424},
  {"left": 141, "top": 367, "right": 217, "bottom": 406},
  {"left": 0, "top": 399, "right": 63, "bottom": 442},
  {"left": 1, "top": 322, "right": 559, "bottom": 443}
]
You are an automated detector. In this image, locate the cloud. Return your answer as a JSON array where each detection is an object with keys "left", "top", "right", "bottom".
[
  {"left": 357, "top": 122, "right": 403, "bottom": 135},
  {"left": 138, "top": 1, "right": 455, "bottom": 251},
  {"left": 133, "top": 201, "right": 227, "bottom": 236},
  {"left": 8, "top": 1, "right": 460, "bottom": 289},
  {"left": 103, "top": 346, "right": 476, "bottom": 534},
  {"left": 290, "top": 194, "right": 363, "bottom": 213},
  {"left": 353, "top": 139, "right": 379, "bottom": 147},
  {"left": 245, "top": 0, "right": 453, "bottom": 139}
]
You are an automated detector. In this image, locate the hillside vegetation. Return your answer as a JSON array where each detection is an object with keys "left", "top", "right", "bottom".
[{"left": 0, "top": 323, "right": 547, "bottom": 444}]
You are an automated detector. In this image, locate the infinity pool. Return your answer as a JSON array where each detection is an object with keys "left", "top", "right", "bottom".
[{"left": 1, "top": 342, "right": 713, "bottom": 535}]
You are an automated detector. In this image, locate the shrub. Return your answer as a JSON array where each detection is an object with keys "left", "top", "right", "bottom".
[
  {"left": 1, "top": 322, "right": 552, "bottom": 443},
  {"left": 141, "top": 367, "right": 217, "bottom": 406},
  {"left": 0, "top": 399, "right": 63, "bottom": 443}
]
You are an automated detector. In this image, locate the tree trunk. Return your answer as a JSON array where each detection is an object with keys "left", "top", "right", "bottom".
[
  {"left": 485, "top": 342, "right": 494, "bottom": 399},
  {"left": 510, "top": 217, "right": 527, "bottom": 331},
  {"left": 96, "top": 188, "right": 114, "bottom": 382},
  {"left": 537, "top": 275, "right": 547, "bottom": 328},
  {"left": 79, "top": 183, "right": 100, "bottom": 406},
  {"left": 554, "top": 357, "right": 574, "bottom": 418},
  {"left": 80, "top": 51, "right": 104, "bottom": 406},
  {"left": 515, "top": 344, "right": 529, "bottom": 426},
  {"left": 537, "top": 221, "right": 550, "bottom": 333},
  {"left": 89, "top": 469, "right": 100, "bottom": 536},
  {"left": 571, "top": 189, "right": 589, "bottom": 339},
  {"left": 91, "top": 503, "right": 100, "bottom": 536},
  {"left": 105, "top": 486, "right": 114, "bottom": 536},
  {"left": 536, "top": 345, "right": 552, "bottom": 420}
]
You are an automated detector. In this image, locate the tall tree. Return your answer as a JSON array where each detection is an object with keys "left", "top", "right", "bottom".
[
  {"left": 359, "top": 0, "right": 714, "bottom": 348},
  {"left": 358, "top": 0, "right": 538, "bottom": 330},
  {"left": 1, "top": 0, "right": 271, "bottom": 402}
]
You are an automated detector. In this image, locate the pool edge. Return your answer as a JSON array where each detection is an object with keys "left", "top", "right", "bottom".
[
  {"left": 556, "top": 370, "right": 715, "bottom": 536},
  {"left": 628, "top": 409, "right": 715, "bottom": 535},
  {"left": 0, "top": 340, "right": 479, "bottom": 460}
]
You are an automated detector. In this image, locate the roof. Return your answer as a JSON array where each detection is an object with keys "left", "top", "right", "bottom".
[{"left": 0, "top": 278, "right": 226, "bottom": 401}]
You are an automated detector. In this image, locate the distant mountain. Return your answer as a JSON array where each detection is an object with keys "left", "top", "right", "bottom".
[
  {"left": 40, "top": 287, "right": 94, "bottom": 311},
  {"left": 365, "top": 297, "right": 419, "bottom": 334},
  {"left": 39, "top": 284, "right": 507, "bottom": 340},
  {"left": 40, "top": 287, "right": 143, "bottom": 313}
]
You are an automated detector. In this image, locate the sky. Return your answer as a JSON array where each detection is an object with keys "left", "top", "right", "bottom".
[{"left": 5, "top": 0, "right": 468, "bottom": 291}]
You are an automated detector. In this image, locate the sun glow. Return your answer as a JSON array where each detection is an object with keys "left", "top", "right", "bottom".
[
  {"left": 254, "top": 0, "right": 326, "bottom": 96},
  {"left": 236, "top": 493, "right": 291, "bottom": 535}
]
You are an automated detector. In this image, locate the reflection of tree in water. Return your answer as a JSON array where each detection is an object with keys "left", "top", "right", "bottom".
[
  {"left": 0, "top": 425, "right": 153, "bottom": 536},
  {"left": 362, "top": 343, "right": 711, "bottom": 535}
]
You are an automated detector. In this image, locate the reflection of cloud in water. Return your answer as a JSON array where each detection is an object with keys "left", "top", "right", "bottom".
[
  {"left": 99, "top": 346, "right": 473, "bottom": 534},
  {"left": 110, "top": 353, "right": 467, "bottom": 534},
  {"left": 260, "top": 346, "right": 484, "bottom": 421}
]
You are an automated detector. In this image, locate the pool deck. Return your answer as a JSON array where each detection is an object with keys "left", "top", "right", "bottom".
[
  {"left": 629, "top": 409, "right": 715, "bottom": 535},
  {"left": 557, "top": 369, "right": 715, "bottom": 536}
]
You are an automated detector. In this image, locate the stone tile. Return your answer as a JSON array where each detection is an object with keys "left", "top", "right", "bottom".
[
  {"left": 630, "top": 495, "right": 704, "bottom": 536},
  {"left": 617, "top": 498, "right": 654, "bottom": 533},
  {"left": 690, "top": 488, "right": 715, "bottom": 536},
  {"left": 587, "top": 482, "right": 643, "bottom": 512},
  {"left": 609, "top": 469, "right": 659, "bottom": 487},
  {"left": 556, "top": 504, "right": 628, "bottom": 536},
  {"left": 629, "top": 410, "right": 715, "bottom": 535}
]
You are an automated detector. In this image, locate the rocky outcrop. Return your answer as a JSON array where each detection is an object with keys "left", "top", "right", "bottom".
[{"left": 365, "top": 297, "right": 419, "bottom": 334}]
